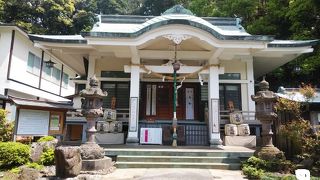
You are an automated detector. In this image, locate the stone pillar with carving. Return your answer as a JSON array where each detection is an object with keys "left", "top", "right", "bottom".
[
  {"left": 251, "top": 77, "right": 284, "bottom": 160},
  {"left": 79, "top": 75, "right": 113, "bottom": 171}
]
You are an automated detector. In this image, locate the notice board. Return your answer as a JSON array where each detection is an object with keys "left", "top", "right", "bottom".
[{"left": 17, "top": 109, "right": 50, "bottom": 135}]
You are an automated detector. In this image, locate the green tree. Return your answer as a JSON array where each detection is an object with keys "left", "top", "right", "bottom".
[{"left": 138, "top": 0, "right": 176, "bottom": 16}]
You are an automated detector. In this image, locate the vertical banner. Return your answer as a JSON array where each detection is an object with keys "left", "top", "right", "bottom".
[
  {"left": 211, "top": 98, "right": 220, "bottom": 133},
  {"left": 129, "top": 97, "right": 138, "bottom": 132}
]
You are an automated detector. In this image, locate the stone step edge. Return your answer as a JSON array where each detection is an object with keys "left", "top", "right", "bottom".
[
  {"left": 116, "top": 155, "right": 240, "bottom": 159},
  {"left": 116, "top": 162, "right": 241, "bottom": 166},
  {"left": 104, "top": 149, "right": 254, "bottom": 153}
]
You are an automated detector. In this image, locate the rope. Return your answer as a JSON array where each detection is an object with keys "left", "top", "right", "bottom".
[{"left": 130, "top": 63, "right": 219, "bottom": 81}]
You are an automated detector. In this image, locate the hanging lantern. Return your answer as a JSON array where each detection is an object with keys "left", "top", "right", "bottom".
[
  {"left": 172, "top": 61, "right": 180, "bottom": 71},
  {"left": 44, "top": 59, "right": 56, "bottom": 68}
]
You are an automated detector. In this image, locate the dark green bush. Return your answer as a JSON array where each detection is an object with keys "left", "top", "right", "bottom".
[
  {"left": 0, "top": 142, "right": 30, "bottom": 168},
  {"left": 40, "top": 148, "right": 54, "bottom": 166},
  {"left": 37, "top": 136, "right": 55, "bottom": 142},
  {"left": 242, "top": 165, "right": 265, "bottom": 179},
  {"left": 266, "top": 159, "right": 295, "bottom": 173}
]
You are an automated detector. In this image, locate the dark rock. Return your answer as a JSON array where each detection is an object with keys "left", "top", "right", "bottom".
[
  {"left": 55, "top": 146, "right": 82, "bottom": 178},
  {"left": 80, "top": 143, "right": 104, "bottom": 160},
  {"left": 301, "top": 158, "right": 314, "bottom": 169},
  {"left": 19, "top": 167, "right": 41, "bottom": 180}
]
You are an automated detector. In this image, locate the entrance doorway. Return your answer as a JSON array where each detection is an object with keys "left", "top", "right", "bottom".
[{"left": 142, "top": 82, "right": 199, "bottom": 120}]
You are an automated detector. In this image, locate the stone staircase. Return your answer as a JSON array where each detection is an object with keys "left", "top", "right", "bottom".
[{"left": 104, "top": 147, "right": 254, "bottom": 170}]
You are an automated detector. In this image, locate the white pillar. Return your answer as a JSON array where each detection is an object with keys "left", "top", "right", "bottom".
[
  {"left": 208, "top": 65, "right": 223, "bottom": 148},
  {"left": 126, "top": 64, "right": 140, "bottom": 144},
  {"left": 87, "top": 55, "right": 97, "bottom": 88},
  {"left": 246, "top": 57, "right": 255, "bottom": 112}
]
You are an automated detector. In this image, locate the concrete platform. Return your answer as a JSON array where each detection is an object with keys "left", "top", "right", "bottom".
[{"left": 101, "top": 168, "right": 247, "bottom": 180}]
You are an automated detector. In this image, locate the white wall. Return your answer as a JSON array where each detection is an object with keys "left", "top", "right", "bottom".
[
  {"left": 0, "top": 28, "right": 13, "bottom": 95},
  {"left": 0, "top": 26, "right": 76, "bottom": 101}
]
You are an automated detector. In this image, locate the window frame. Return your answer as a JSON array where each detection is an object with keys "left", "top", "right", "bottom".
[
  {"left": 27, "top": 52, "right": 41, "bottom": 76},
  {"left": 219, "top": 84, "right": 242, "bottom": 111},
  {"left": 101, "top": 81, "right": 130, "bottom": 109}
]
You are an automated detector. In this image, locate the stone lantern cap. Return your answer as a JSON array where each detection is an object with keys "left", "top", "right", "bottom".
[
  {"left": 80, "top": 75, "right": 108, "bottom": 98},
  {"left": 251, "top": 76, "right": 278, "bottom": 102}
]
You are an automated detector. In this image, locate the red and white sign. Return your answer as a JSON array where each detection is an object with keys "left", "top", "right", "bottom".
[{"left": 140, "top": 128, "right": 162, "bottom": 144}]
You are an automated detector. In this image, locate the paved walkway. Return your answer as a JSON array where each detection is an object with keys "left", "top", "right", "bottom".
[{"left": 97, "top": 168, "right": 247, "bottom": 180}]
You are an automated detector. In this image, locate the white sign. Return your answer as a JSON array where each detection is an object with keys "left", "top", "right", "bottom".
[
  {"left": 129, "top": 97, "right": 138, "bottom": 132},
  {"left": 295, "top": 169, "right": 310, "bottom": 180},
  {"left": 211, "top": 99, "right": 220, "bottom": 133},
  {"left": 186, "top": 88, "right": 194, "bottom": 120},
  {"left": 140, "top": 128, "right": 162, "bottom": 144},
  {"left": 17, "top": 109, "right": 49, "bottom": 135}
]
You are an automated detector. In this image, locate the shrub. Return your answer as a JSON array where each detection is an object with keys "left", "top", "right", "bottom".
[
  {"left": 9, "top": 167, "right": 21, "bottom": 174},
  {"left": 242, "top": 156, "right": 267, "bottom": 170},
  {"left": 0, "top": 142, "right": 30, "bottom": 168},
  {"left": 242, "top": 166, "right": 265, "bottom": 179},
  {"left": 26, "top": 162, "right": 44, "bottom": 170},
  {"left": 0, "top": 109, "right": 14, "bottom": 142},
  {"left": 40, "top": 148, "right": 54, "bottom": 166},
  {"left": 37, "top": 136, "right": 55, "bottom": 142}
]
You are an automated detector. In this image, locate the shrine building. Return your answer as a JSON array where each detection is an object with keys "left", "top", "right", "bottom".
[{"left": 2, "top": 5, "right": 317, "bottom": 146}]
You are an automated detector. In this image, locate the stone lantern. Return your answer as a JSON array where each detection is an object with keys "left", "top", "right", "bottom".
[
  {"left": 79, "top": 75, "right": 112, "bottom": 171},
  {"left": 251, "top": 77, "right": 284, "bottom": 160}
]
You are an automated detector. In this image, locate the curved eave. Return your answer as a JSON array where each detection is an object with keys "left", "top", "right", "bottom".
[
  {"left": 267, "top": 40, "right": 319, "bottom": 48},
  {"left": 81, "top": 19, "right": 274, "bottom": 41},
  {"left": 28, "top": 34, "right": 87, "bottom": 44}
]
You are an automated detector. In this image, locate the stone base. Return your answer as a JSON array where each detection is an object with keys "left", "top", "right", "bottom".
[
  {"left": 224, "top": 135, "right": 256, "bottom": 148},
  {"left": 126, "top": 136, "right": 139, "bottom": 145},
  {"left": 210, "top": 139, "right": 223, "bottom": 149},
  {"left": 254, "top": 146, "right": 285, "bottom": 160},
  {"left": 81, "top": 157, "right": 113, "bottom": 171},
  {"left": 95, "top": 133, "right": 124, "bottom": 144}
]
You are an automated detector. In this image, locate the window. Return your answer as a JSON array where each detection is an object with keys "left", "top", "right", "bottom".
[
  {"left": 27, "top": 52, "right": 41, "bottom": 75},
  {"left": 219, "top": 73, "right": 241, "bottom": 80},
  {"left": 220, "top": 84, "right": 241, "bottom": 110},
  {"left": 63, "top": 73, "right": 69, "bottom": 86},
  {"left": 101, "top": 82, "right": 129, "bottom": 109},
  {"left": 75, "top": 84, "right": 86, "bottom": 94},
  {"left": 43, "top": 65, "right": 52, "bottom": 78},
  {"left": 101, "top": 71, "right": 130, "bottom": 78},
  {"left": 200, "top": 84, "right": 242, "bottom": 110},
  {"left": 52, "top": 67, "right": 61, "bottom": 84}
]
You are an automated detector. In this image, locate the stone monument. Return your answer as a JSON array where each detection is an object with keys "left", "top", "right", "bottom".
[
  {"left": 79, "top": 75, "right": 113, "bottom": 171},
  {"left": 251, "top": 77, "right": 284, "bottom": 160},
  {"left": 95, "top": 96, "right": 124, "bottom": 144}
]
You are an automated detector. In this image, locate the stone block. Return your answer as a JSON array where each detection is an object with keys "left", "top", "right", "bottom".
[
  {"left": 80, "top": 143, "right": 104, "bottom": 160},
  {"left": 19, "top": 167, "right": 41, "bottom": 180},
  {"left": 81, "top": 157, "right": 113, "bottom": 171},
  {"left": 55, "top": 146, "right": 82, "bottom": 178}
]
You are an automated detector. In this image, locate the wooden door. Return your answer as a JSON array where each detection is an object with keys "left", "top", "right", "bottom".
[{"left": 157, "top": 84, "right": 172, "bottom": 119}]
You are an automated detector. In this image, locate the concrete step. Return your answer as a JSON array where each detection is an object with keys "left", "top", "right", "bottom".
[
  {"left": 105, "top": 149, "right": 253, "bottom": 158},
  {"left": 117, "top": 155, "right": 240, "bottom": 163},
  {"left": 116, "top": 162, "right": 241, "bottom": 170}
]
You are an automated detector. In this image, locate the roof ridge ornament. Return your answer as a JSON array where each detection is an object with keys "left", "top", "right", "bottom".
[
  {"left": 162, "top": 5, "right": 194, "bottom": 16},
  {"left": 163, "top": 34, "right": 191, "bottom": 45}
]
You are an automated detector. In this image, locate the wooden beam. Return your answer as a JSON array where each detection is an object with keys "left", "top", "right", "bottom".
[
  {"left": 138, "top": 50, "right": 212, "bottom": 60},
  {"left": 124, "top": 65, "right": 224, "bottom": 74}
]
